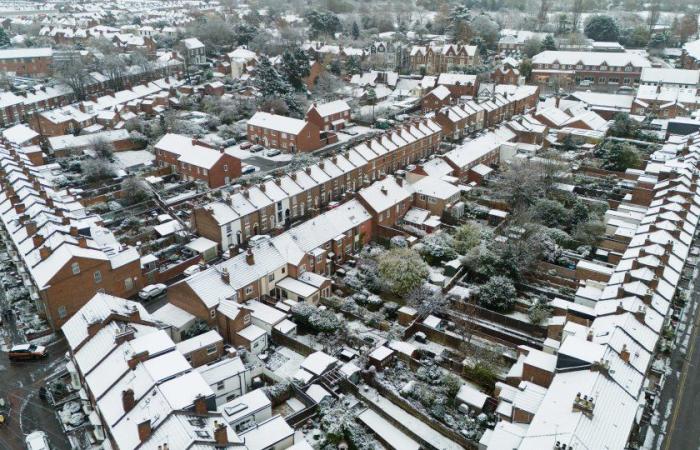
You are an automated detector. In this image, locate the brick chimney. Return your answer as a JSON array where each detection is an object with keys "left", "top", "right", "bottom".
[
  {"left": 122, "top": 388, "right": 135, "bottom": 412},
  {"left": 14, "top": 203, "right": 25, "bottom": 214},
  {"left": 137, "top": 420, "right": 151, "bottom": 442},
  {"left": 128, "top": 351, "right": 149, "bottom": 370},
  {"left": 70, "top": 226, "right": 79, "bottom": 237},
  {"left": 25, "top": 221, "right": 37, "bottom": 236},
  {"left": 32, "top": 234, "right": 44, "bottom": 248},
  {"left": 220, "top": 267, "right": 230, "bottom": 283},
  {"left": 193, "top": 395, "right": 207, "bottom": 414},
  {"left": 245, "top": 248, "right": 254, "bottom": 265},
  {"left": 39, "top": 245, "right": 52, "bottom": 260},
  {"left": 586, "top": 329, "right": 593, "bottom": 342},
  {"left": 78, "top": 236, "right": 88, "bottom": 248},
  {"left": 214, "top": 421, "right": 228, "bottom": 446},
  {"left": 620, "top": 344, "right": 630, "bottom": 363}
]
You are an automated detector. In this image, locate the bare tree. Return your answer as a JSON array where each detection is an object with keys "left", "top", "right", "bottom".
[
  {"left": 91, "top": 137, "right": 115, "bottom": 159},
  {"left": 648, "top": 0, "right": 661, "bottom": 33},
  {"left": 537, "top": 0, "right": 550, "bottom": 31},
  {"left": 103, "top": 54, "right": 128, "bottom": 91},
  {"left": 55, "top": 54, "right": 91, "bottom": 101},
  {"left": 571, "top": 0, "right": 584, "bottom": 32}
]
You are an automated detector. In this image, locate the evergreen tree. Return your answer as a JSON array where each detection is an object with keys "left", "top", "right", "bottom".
[
  {"left": 0, "top": 28, "right": 9, "bottom": 48},
  {"left": 344, "top": 56, "right": 361, "bottom": 75},
  {"left": 584, "top": 15, "right": 620, "bottom": 42},
  {"left": 281, "top": 49, "right": 310, "bottom": 91},
  {"left": 351, "top": 21, "right": 360, "bottom": 40},
  {"left": 254, "top": 56, "right": 292, "bottom": 98},
  {"left": 543, "top": 34, "right": 557, "bottom": 50}
]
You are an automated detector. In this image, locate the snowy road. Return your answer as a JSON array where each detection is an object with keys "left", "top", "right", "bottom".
[{"left": 645, "top": 261, "right": 700, "bottom": 450}]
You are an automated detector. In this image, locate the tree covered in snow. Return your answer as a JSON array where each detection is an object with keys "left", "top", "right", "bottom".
[
  {"left": 417, "top": 232, "right": 457, "bottom": 264},
  {"left": 528, "top": 299, "right": 551, "bottom": 325},
  {"left": 452, "top": 222, "right": 484, "bottom": 254},
  {"left": 378, "top": 248, "right": 429, "bottom": 296},
  {"left": 254, "top": 57, "right": 290, "bottom": 98},
  {"left": 478, "top": 276, "right": 517, "bottom": 313},
  {"left": 318, "top": 399, "right": 378, "bottom": 450},
  {"left": 280, "top": 48, "right": 310, "bottom": 91},
  {"left": 81, "top": 158, "right": 114, "bottom": 182},
  {"left": 406, "top": 284, "right": 446, "bottom": 317},
  {"left": 290, "top": 302, "right": 341, "bottom": 333},
  {"left": 120, "top": 177, "right": 150, "bottom": 206},
  {"left": 305, "top": 10, "right": 342, "bottom": 38}
]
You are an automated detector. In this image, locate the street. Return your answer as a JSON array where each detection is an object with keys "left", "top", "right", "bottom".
[
  {"left": 659, "top": 277, "right": 700, "bottom": 450},
  {"left": 0, "top": 328, "right": 71, "bottom": 450},
  {"left": 646, "top": 262, "right": 700, "bottom": 450}
]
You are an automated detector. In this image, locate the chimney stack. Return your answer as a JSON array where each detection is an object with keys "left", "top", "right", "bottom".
[
  {"left": 194, "top": 395, "right": 207, "bottom": 414},
  {"left": 122, "top": 388, "right": 135, "bottom": 413},
  {"left": 620, "top": 344, "right": 630, "bottom": 363},
  {"left": 137, "top": 420, "right": 151, "bottom": 442},
  {"left": 214, "top": 421, "right": 228, "bottom": 446},
  {"left": 246, "top": 248, "right": 255, "bottom": 265},
  {"left": 32, "top": 234, "right": 44, "bottom": 248},
  {"left": 220, "top": 267, "right": 230, "bottom": 284},
  {"left": 26, "top": 221, "right": 37, "bottom": 236},
  {"left": 78, "top": 236, "right": 88, "bottom": 248},
  {"left": 39, "top": 245, "right": 51, "bottom": 260}
]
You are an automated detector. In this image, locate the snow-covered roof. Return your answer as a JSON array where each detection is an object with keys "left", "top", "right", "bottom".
[
  {"left": 532, "top": 50, "right": 651, "bottom": 68},
  {"left": 248, "top": 112, "right": 308, "bottom": 135},
  {"left": 309, "top": 99, "right": 350, "bottom": 117},
  {"left": 357, "top": 176, "right": 413, "bottom": 214},
  {"left": 300, "top": 351, "right": 338, "bottom": 376}
]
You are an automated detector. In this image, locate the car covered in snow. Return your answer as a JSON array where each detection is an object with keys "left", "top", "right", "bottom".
[
  {"left": 25, "top": 430, "right": 50, "bottom": 450},
  {"left": 9, "top": 344, "right": 47, "bottom": 361},
  {"left": 138, "top": 283, "right": 167, "bottom": 301}
]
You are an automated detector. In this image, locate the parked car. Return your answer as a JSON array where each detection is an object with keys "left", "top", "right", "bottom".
[
  {"left": 138, "top": 283, "right": 167, "bottom": 301},
  {"left": 183, "top": 265, "right": 201, "bottom": 276},
  {"left": 223, "top": 138, "right": 237, "bottom": 147},
  {"left": 266, "top": 149, "right": 281, "bottom": 157},
  {"left": 250, "top": 144, "right": 264, "bottom": 153},
  {"left": 25, "top": 430, "right": 50, "bottom": 450},
  {"left": 9, "top": 344, "right": 47, "bottom": 361},
  {"left": 240, "top": 141, "right": 252, "bottom": 150},
  {"left": 242, "top": 165, "right": 256, "bottom": 174}
]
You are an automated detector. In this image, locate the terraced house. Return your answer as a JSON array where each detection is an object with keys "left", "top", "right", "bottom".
[{"left": 531, "top": 51, "right": 651, "bottom": 91}]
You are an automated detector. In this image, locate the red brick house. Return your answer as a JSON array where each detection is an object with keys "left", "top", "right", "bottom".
[
  {"left": 306, "top": 100, "right": 351, "bottom": 131},
  {"left": 421, "top": 85, "right": 453, "bottom": 112},
  {"left": 154, "top": 133, "right": 242, "bottom": 188},
  {"left": 0, "top": 48, "right": 53, "bottom": 77},
  {"left": 247, "top": 112, "right": 323, "bottom": 153}
]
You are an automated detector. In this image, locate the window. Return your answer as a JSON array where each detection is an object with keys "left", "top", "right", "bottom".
[
  {"left": 245, "top": 286, "right": 254, "bottom": 295},
  {"left": 210, "top": 309, "right": 216, "bottom": 318},
  {"left": 93, "top": 271, "right": 102, "bottom": 283},
  {"left": 206, "top": 344, "right": 218, "bottom": 355},
  {"left": 224, "top": 164, "right": 228, "bottom": 172},
  {"left": 244, "top": 314, "right": 250, "bottom": 324},
  {"left": 124, "top": 278, "right": 134, "bottom": 291},
  {"left": 71, "top": 262, "right": 80, "bottom": 275},
  {"left": 217, "top": 381, "right": 225, "bottom": 390},
  {"left": 58, "top": 306, "right": 67, "bottom": 319},
  {"left": 268, "top": 273, "right": 275, "bottom": 282}
]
